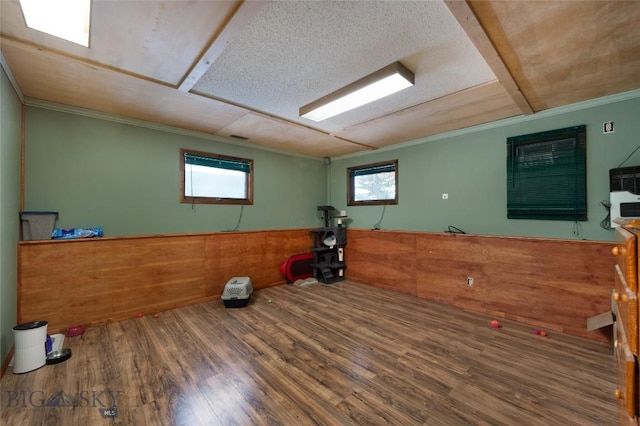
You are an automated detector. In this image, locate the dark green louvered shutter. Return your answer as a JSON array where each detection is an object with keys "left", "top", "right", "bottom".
[{"left": 507, "top": 125, "right": 587, "bottom": 221}]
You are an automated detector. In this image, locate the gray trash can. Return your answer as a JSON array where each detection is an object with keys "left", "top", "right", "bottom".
[{"left": 19, "top": 211, "right": 58, "bottom": 240}]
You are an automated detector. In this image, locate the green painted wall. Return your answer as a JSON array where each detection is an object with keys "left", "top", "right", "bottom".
[
  {"left": 0, "top": 67, "right": 22, "bottom": 363},
  {"left": 24, "top": 107, "right": 328, "bottom": 236},
  {"left": 24, "top": 93, "right": 640, "bottom": 243},
  {"left": 329, "top": 92, "right": 640, "bottom": 241}
]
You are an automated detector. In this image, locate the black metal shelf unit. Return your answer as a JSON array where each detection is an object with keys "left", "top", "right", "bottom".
[
  {"left": 310, "top": 227, "right": 346, "bottom": 284},
  {"left": 311, "top": 206, "right": 347, "bottom": 284}
]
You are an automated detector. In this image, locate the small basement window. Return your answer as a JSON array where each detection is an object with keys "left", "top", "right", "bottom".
[
  {"left": 180, "top": 149, "right": 253, "bottom": 205},
  {"left": 347, "top": 160, "right": 398, "bottom": 206},
  {"left": 506, "top": 125, "right": 586, "bottom": 221}
]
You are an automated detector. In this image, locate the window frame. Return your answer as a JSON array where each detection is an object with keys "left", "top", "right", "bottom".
[
  {"left": 347, "top": 160, "right": 398, "bottom": 206},
  {"left": 180, "top": 148, "right": 254, "bottom": 205}
]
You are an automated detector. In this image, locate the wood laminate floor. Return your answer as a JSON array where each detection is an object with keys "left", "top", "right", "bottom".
[{"left": 1, "top": 280, "right": 617, "bottom": 425}]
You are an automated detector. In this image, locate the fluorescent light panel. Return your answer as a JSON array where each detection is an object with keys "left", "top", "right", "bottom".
[
  {"left": 20, "top": 0, "right": 91, "bottom": 47},
  {"left": 300, "top": 62, "right": 414, "bottom": 122}
]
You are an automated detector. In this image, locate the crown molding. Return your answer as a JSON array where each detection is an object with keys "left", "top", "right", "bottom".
[
  {"left": 0, "top": 50, "right": 25, "bottom": 103},
  {"left": 23, "top": 98, "right": 323, "bottom": 162},
  {"left": 334, "top": 88, "right": 640, "bottom": 160}
]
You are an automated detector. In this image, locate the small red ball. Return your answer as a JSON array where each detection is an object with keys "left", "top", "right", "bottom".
[
  {"left": 540, "top": 331, "right": 547, "bottom": 337},
  {"left": 534, "top": 329, "right": 541, "bottom": 335},
  {"left": 137, "top": 313, "right": 143, "bottom": 318}
]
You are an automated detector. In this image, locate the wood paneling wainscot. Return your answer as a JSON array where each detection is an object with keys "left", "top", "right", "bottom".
[
  {"left": 346, "top": 229, "right": 615, "bottom": 342},
  {"left": 18, "top": 229, "right": 312, "bottom": 333}
]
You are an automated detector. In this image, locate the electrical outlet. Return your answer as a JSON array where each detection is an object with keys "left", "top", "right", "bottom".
[
  {"left": 442, "top": 193, "right": 448, "bottom": 200},
  {"left": 467, "top": 277, "right": 474, "bottom": 287}
]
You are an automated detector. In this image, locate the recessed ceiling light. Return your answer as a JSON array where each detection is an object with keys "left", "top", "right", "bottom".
[
  {"left": 300, "top": 62, "right": 414, "bottom": 122},
  {"left": 19, "top": 0, "right": 91, "bottom": 47}
]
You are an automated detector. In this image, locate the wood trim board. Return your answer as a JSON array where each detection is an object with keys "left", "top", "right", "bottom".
[
  {"left": 346, "top": 229, "right": 615, "bottom": 342},
  {"left": 17, "top": 228, "right": 615, "bottom": 343},
  {"left": 17, "top": 230, "right": 313, "bottom": 333}
]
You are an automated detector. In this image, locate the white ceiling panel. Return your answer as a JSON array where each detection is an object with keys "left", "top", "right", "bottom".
[{"left": 192, "top": 0, "right": 496, "bottom": 132}]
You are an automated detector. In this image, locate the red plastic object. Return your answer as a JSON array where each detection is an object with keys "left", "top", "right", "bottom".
[
  {"left": 66, "top": 324, "right": 85, "bottom": 337},
  {"left": 279, "top": 253, "right": 313, "bottom": 283}
]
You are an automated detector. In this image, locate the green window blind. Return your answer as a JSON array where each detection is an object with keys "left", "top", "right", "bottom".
[
  {"left": 349, "top": 163, "right": 396, "bottom": 177},
  {"left": 507, "top": 125, "right": 587, "bottom": 221},
  {"left": 184, "top": 153, "right": 250, "bottom": 173}
]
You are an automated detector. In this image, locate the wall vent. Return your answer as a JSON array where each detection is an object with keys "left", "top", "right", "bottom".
[{"left": 230, "top": 134, "right": 249, "bottom": 140}]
